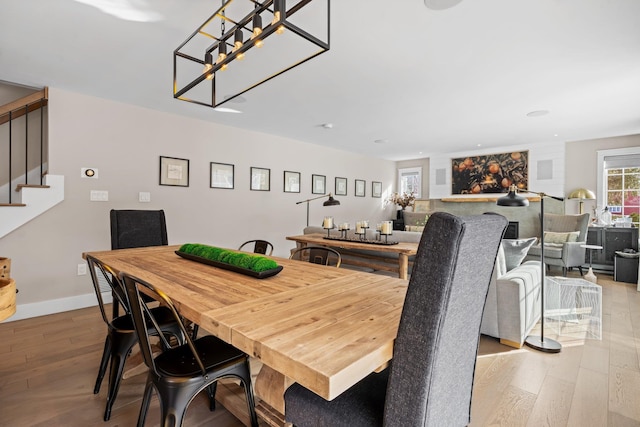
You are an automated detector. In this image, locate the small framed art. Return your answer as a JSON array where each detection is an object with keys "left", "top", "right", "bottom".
[
  {"left": 312, "top": 174, "right": 326, "bottom": 194},
  {"left": 355, "top": 179, "right": 365, "bottom": 197},
  {"left": 210, "top": 162, "right": 234, "bottom": 189},
  {"left": 372, "top": 181, "right": 382, "bottom": 198},
  {"left": 284, "top": 171, "right": 301, "bottom": 193},
  {"left": 159, "top": 156, "right": 189, "bottom": 187},
  {"left": 250, "top": 167, "right": 270, "bottom": 191},
  {"left": 335, "top": 177, "right": 347, "bottom": 196}
]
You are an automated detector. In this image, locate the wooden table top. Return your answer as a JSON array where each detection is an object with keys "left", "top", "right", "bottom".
[
  {"left": 83, "top": 245, "right": 408, "bottom": 401},
  {"left": 286, "top": 233, "right": 419, "bottom": 255}
]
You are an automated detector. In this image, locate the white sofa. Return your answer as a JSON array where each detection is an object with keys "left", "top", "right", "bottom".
[{"left": 480, "top": 243, "right": 542, "bottom": 348}]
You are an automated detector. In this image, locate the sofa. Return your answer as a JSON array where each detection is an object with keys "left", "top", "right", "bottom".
[{"left": 481, "top": 239, "right": 542, "bottom": 348}]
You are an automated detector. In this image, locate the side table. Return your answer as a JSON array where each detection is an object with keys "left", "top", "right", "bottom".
[{"left": 581, "top": 244, "right": 603, "bottom": 283}]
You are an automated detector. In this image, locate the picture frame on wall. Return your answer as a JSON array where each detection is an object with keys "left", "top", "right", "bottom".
[
  {"left": 250, "top": 167, "right": 270, "bottom": 191},
  {"left": 355, "top": 179, "right": 365, "bottom": 197},
  {"left": 451, "top": 150, "right": 529, "bottom": 195},
  {"left": 312, "top": 174, "right": 326, "bottom": 194},
  {"left": 372, "top": 181, "right": 382, "bottom": 198},
  {"left": 159, "top": 156, "right": 189, "bottom": 187},
  {"left": 284, "top": 170, "right": 301, "bottom": 193},
  {"left": 335, "top": 177, "right": 347, "bottom": 196},
  {"left": 210, "top": 162, "right": 234, "bottom": 189}
]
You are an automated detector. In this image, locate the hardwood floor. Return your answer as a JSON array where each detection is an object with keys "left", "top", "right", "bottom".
[{"left": 0, "top": 272, "right": 638, "bottom": 426}]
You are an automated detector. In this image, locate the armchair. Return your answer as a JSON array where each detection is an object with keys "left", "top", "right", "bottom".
[{"left": 525, "top": 213, "right": 590, "bottom": 276}]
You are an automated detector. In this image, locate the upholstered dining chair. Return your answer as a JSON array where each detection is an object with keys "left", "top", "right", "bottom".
[
  {"left": 110, "top": 209, "right": 168, "bottom": 250},
  {"left": 290, "top": 246, "right": 342, "bottom": 268},
  {"left": 284, "top": 212, "right": 508, "bottom": 427},
  {"left": 238, "top": 239, "right": 274, "bottom": 256},
  {"left": 525, "top": 213, "right": 590, "bottom": 276},
  {"left": 86, "top": 255, "right": 184, "bottom": 421},
  {"left": 120, "top": 271, "right": 259, "bottom": 427}
]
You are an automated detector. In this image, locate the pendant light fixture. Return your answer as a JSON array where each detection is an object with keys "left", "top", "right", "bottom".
[{"left": 173, "top": 0, "right": 330, "bottom": 109}]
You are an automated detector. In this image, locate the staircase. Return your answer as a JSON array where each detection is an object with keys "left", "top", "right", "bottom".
[{"left": 0, "top": 87, "right": 64, "bottom": 238}]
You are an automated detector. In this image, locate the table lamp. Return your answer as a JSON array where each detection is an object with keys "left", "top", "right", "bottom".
[{"left": 568, "top": 188, "right": 595, "bottom": 214}]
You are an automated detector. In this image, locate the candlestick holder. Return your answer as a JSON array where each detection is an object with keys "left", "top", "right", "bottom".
[{"left": 323, "top": 216, "right": 334, "bottom": 238}]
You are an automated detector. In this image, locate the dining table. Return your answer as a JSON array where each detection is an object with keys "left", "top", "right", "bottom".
[{"left": 83, "top": 245, "right": 409, "bottom": 426}]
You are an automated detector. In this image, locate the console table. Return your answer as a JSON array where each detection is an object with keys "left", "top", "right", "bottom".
[{"left": 584, "top": 227, "right": 639, "bottom": 273}]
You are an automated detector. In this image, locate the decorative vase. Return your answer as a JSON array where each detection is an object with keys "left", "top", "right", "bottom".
[{"left": 397, "top": 209, "right": 404, "bottom": 220}]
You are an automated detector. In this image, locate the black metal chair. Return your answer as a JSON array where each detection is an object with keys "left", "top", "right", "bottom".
[
  {"left": 238, "top": 239, "right": 274, "bottom": 256},
  {"left": 120, "top": 271, "right": 259, "bottom": 427},
  {"left": 284, "top": 212, "right": 508, "bottom": 427},
  {"left": 86, "top": 255, "right": 184, "bottom": 421},
  {"left": 289, "top": 246, "right": 342, "bottom": 268}
]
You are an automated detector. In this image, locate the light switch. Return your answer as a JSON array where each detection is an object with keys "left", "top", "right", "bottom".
[
  {"left": 90, "top": 190, "right": 109, "bottom": 201},
  {"left": 139, "top": 192, "right": 151, "bottom": 203}
]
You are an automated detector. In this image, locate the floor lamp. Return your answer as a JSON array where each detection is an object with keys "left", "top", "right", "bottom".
[
  {"left": 296, "top": 193, "right": 340, "bottom": 227},
  {"left": 497, "top": 185, "right": 564, "bottom": 353}
]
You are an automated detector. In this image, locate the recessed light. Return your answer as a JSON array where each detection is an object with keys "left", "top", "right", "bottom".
[
  {"left": 424, "top": 0, "right": 464, "bottom": 10},
  {"left": 477, "top": 144, "right": 482, "bottom": 147},
  {"left": 526, "top": 110, "right": 550, "bottom": 117},
  {"left": 321, "top": 123, "right": 334, "bottom": 129},
  {"left": 374, "top": 139, "right": 388, "bottom": 144},
  {"left": 554, "top": 134, "right": 559, "bottom": 137}
]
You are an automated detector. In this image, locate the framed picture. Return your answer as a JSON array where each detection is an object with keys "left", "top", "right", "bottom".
[
  {"left": 355, "top": 179, "right": 366, "bottom": 197},
  {"left": 159, "top": 156, "right": 189, "bottom": 187},
  {"left": 210, "top": 162, "right": 234, "bottom": 189},
  {"left": 372, "top": 181, "right": 382, "bottom": 198},
  {"left": 312, "top": 174, "right": 326, "bottom": 194},
  {"left": 284, "top": 171, "right": 301, "bottom": 193},
  {"left": 451, "top": 150, "right": 529, "bottom": 195},
  {"left": 250, "top": 167, "right": 270, "bottom": 191},
  {"left": 335, "top": 177, "right": 347, "bottom": 196}
]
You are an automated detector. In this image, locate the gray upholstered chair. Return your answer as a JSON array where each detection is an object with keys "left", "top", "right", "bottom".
[
  {"left": 284, "top": 212, "right": 508, "bottom": 427},
  {"left": 525, "top": 213, "right": 590, "bottom": 276},
  {"left": 110, "top": 209, "right": 168, "bottom": 250}
]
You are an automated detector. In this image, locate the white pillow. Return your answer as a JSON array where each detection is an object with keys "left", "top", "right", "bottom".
[
  {"left": 502, "top": 238, "right": 537, "bottom": 271},
  {"left": 544, "top": 231, "right": 580, "bottom": 244}
]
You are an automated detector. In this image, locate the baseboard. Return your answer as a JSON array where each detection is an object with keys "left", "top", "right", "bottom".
[{"left": 6, "top": 292, "right": 112, "bottom": 322}]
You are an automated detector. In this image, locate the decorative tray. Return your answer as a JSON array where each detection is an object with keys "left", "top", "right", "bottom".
[
  {"left": 323, "top": 236, "right": 399, "bottom": 246},
  {"left": 175, "top": 251, "right": 283, "bottom": 279}
]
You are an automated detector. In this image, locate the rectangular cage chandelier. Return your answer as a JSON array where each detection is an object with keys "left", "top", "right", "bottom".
[{"left": 173, "top": 0, "right": 330, "bottom": 109}]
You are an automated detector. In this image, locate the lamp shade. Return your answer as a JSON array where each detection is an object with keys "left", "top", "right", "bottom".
[
  {"left": 496, "top": 185, "right": 529, "bottom": 207},
  {"left": 323, "top": 194, "right": 340, "bottom": 206},
  {"left": 568, "top": 188, "right": 595, "bottom": 200}
]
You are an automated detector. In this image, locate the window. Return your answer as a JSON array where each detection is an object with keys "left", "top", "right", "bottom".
[
  {"left": 598, "top": 149, "right": 640, "bottom": 227},
  {"left": 398, "top": 167, "right": 421, "bottom": 198}
]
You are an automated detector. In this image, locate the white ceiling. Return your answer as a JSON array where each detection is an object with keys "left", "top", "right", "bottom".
[{"left": 2, "top": 0, "right": 639, "bottom": 161}]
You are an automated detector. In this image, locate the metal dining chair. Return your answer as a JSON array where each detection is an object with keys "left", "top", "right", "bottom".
[
  {"left": 238, "top": 239, "right": 274, "bottom": 256},
  {"left": 289, "top": 246, "right": 342, "bottom": 268},
  {"left": 120, "top": 271, "right": 259, "bottom": 427},
  {"left": 86, "top": 255, "right": 184, "bottom": 421}
]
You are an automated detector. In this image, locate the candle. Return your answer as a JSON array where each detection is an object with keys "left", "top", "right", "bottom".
[
  {"left": 323, "top": 216, "right": 333, "bottom": 229},
  {"left": 355, "top": 221, "right": 363, "bottom": 234},
  {"left": 362, "top": 220, "right": 369, "bottom": 228},
  {"left": 381, "top": 221, "right": 392, "bottom": 234}
]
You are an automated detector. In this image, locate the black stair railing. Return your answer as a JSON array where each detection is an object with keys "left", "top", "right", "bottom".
[{"left": 0, "top": 89, "right": 48, "bottom": 204}]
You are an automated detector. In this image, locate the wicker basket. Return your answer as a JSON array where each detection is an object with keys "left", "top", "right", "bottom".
[
  {"left": 0, "top": 257, "right": 10, "bottom": 279},
  {"left": 0, "top": 278, "right": 16, "bottom": 321}
]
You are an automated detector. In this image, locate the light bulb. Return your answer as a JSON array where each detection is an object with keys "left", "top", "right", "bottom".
[
  {"left": 271, "top": 10, "right": 281, "bottom": 26},
  {"left": 216, "top": 52, "right": 227, "bottom": 64},
  {"left": 251, "top": 13, "right": 262, "bottom": 39},
  {"left": 236, "top": 52, "right": 245, "bottom": 60},
  {"left": 276, "top": 24, "right": 285, "bottom": 34},
  {"left": 220, "top": 63, "right": 228, "bottom": 71},
  {"left": 255, "top": 39, "right": 264, "bottom": 48},
  {"left": 206, "top": 72, "right": 214, "bottom": 80}
]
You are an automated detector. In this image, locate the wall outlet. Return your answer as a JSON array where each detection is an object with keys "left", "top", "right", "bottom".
[
  {"left": 139, "top": 192, "right": 151, "bottom": 203},
  {"left": 77, "top": 263, "right": 87, "bottom": 276}
]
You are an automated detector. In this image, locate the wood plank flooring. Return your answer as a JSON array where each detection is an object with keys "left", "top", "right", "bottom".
[{"left": 0, "top": 272, "right": 638, "bottom": 426}]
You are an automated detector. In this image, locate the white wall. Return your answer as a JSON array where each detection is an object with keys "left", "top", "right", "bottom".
[{"left": 0, "top": 88, "right": 396, "bottom": 318}]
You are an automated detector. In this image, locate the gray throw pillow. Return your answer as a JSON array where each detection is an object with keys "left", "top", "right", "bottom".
[{"left": 501, "top": 238, "right": 537, "bottom": 271}]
